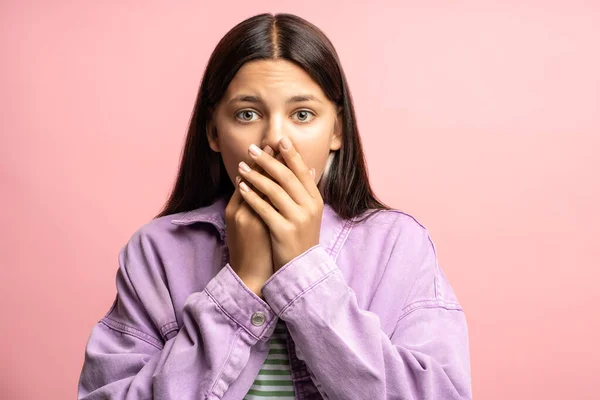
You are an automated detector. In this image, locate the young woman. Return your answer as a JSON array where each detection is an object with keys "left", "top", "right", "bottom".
[{"left": 78, "top": 13, "right": 472, "bottom": 400}]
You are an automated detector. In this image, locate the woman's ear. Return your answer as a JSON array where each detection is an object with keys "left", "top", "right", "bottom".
[
  {"left": 206, "top": 120, "right": 221, "bottom": 153},
  {"left": 330, "top": 107, "right": 343, "bottom": 151}
]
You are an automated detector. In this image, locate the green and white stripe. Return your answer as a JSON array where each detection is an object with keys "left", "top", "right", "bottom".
[{"left": 244, "top": 319, "right": 296, "bottom": 399}]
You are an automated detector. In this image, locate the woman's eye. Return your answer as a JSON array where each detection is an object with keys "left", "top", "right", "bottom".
[
  {"left": 293, "top": 110, "right": 315, "bottom": 123},
  {"left": 236, "top": 110, "right": 259, "bottom": 122}
]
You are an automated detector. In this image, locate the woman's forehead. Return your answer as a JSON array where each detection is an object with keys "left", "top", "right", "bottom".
[{"left": 225, "top": 60, "right": 326, "bottom": 103}]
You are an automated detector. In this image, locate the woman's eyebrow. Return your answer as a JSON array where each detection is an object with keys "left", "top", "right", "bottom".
[{"left": 227, "top": 94, "right": 323, "bottom": 105}]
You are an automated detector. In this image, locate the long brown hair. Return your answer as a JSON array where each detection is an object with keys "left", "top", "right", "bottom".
[{"left": 155, "top": 13, "right": 391, "bottom": 222}]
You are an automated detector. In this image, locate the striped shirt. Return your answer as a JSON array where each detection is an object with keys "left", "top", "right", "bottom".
[{"left": 244, "top": 319, "right": 296, "bottom": 399}]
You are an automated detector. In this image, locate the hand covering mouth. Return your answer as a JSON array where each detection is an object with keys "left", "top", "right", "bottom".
[{"left": 274, "top": 152, "right": 286, "bottom": 166}]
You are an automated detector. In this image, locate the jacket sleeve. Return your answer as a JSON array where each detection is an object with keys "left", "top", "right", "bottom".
[
  {"left": 260, "top": 219, "right": 472, "bottom": 400},
  {"left": 77, "top": 229, "right": 277, "bottom": 399}
]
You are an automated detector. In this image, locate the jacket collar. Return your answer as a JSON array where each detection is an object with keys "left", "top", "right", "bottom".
[
  {"left": 170, "top": 195, "right": 352, "bottom": 258},
  {"left": 170, "top": 196, "right": 228, "bottom": 240}
]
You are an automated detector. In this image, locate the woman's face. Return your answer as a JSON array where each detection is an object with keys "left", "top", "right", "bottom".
[{"left": 207, "top": 59, "right": 343, "bottom": 189}]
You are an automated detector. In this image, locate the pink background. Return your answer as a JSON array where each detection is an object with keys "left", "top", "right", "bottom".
[{"left": 2, "top": 1, "right": 598, "bottom": 398}]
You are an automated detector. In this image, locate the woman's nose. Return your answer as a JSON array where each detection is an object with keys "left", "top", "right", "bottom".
[{"left": 261, "top": 135, "right": 288, "bottom": 156}]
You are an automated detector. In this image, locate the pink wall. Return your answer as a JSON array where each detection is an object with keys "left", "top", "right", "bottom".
[{"left": 2, "top": 1, "right": 598, "bottom": 398}]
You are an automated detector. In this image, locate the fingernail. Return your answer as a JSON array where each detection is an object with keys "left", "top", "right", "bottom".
[
  {"left": 280, "top": 137, "right": 291, "bottom": 150},
  {"left": 235, "top": 175, "right": 241, "bottom": 184},
  {"left": 310, "top": 168, "right": 315, "bottom": 178},
  {"left": 239, "top": 161, "right": 251, "bottom": 172},
  {"left": 239, "top": 181, "right": 250, "bottom": 192},
  {"left": 249, "top": 144, "right": 262, "bottom": 157},
  {"left": 263, "top": 145, "right": 274, "bottom": 155}
]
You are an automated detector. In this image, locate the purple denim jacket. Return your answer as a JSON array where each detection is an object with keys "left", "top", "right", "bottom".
[{"left": 78, "top": 195, "right": 472, "bottom": 399}]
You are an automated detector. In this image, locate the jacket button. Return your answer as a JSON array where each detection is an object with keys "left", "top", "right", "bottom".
[{"left": 251, "top": 311, "right": 266, "bottom": 326}]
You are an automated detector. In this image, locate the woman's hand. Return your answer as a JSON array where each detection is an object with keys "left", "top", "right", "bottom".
[
  {"left": 236, "top": 137, "right": 323, "bottom": 271},
  {"left": 225, "top": 145, "right": 276, "bottom": 298}
]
